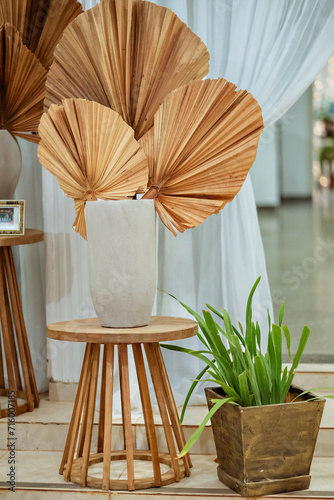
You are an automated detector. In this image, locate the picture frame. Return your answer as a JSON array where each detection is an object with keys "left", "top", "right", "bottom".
[{"left": 0, "top": 200, "right": 25, "bottom": 235}]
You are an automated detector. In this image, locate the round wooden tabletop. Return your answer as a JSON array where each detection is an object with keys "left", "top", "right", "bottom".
[
  {"left": 47, "top": 316, "right": 198, "bottom": 344},
  {"left": 0, "top": 229, "right": 44, "bottom": 247}
]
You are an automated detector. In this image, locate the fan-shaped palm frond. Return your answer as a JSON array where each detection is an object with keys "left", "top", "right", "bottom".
[
  {"left": 0, "top": 0, "right": 83, "bottom": 69},
  {"left": 38, "top": 98, "right": 149, "bottom": 237},
  {"left": 0, "top": 23, "right": 47, "bottom": 143},
  {"left": 45, "top": 0, "right": 210, "bottom": 138},
  {"left": 141, "top": 79, "right": 264, "bottom": 235}
]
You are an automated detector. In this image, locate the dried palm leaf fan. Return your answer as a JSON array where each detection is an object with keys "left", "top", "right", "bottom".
[
  {"left": 0, "top": 0, "right": 83, "bottom": 69},
  {"left": 0, "top": 23, "right": 47, "bottom": 143},
  {"left": 141, "top": 78, "right": 264, "bottom": 236},
  {"left": 38, "top": 98, "right": 149, "bottom": 238},
  {"left": 44, "top": 0, "right": 210, "bottom": 139}
]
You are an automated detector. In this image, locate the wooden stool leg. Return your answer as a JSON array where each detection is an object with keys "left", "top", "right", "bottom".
[
  {"left": 118, "top": 344, "right": 135, "bottom": 491},
  {"left": 77, "top": 382, "right": 90, "bottom": 459},
  {"left": 63, "top": 344, "right": 92, "bottom": 479},
  {"left": 0, "top": 330, "right": 5, "bottom": 389},
  {"left": 98, "top": 345, "right": 107, "bottom": 453},
  {"left": 144, "top": 343, "right": 181, "bottom": 482},
  {"left": 154, "top": 344, "right": 192, "bottom": 475},
  {"left": 4, "top": 248, "right": 38, "bottom": 409},
  {"left": 102, "top": 344, "right": 114, "bottom": 490},
  {"left": 0, "top": 256, "right": 17, "bottom": 399},
  {"left": 0, "top": 250, "right": 22, "bottom": 392},
  {"left": 3, "top": 281, "right": 22, "bottom": 392},
  {"left": 80, "top": 344, "right": 100, "bottom": 487},
  {"left": 132, "top": 344, "right": 162, "bottom": 487}
]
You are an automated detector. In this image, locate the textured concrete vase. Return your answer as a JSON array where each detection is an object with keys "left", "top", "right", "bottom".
[
  {"left": 0, "top": 131, "right": 22, "bottom": 199},
  {"left": 86, "top": 199, "right": 156, "bottom": 328}
]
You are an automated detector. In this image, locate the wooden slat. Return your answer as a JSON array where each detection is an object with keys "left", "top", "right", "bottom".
[
  {"left": 98, "top": 344, "right": 107, "bottom": 453},
  {"left": 77, "top": 382, "right": 90, "bottom": 459},
  {"left": 0, "top": 250, "right": 4, "bottom": 387},
  {"left": 63, "top": 344, "right": 92, "bottom": 480},
  {"left": 80, "top": 343, "right": 100, "bottom": 487},
  {"left": 132, "top": 343, "right": 162, "bottom": 487},
  {"left": 7, "top": 248, "right": 39, "bottom": 408},
  {"left": 0, "top": 250, "right": 16, "bottom": 396},
  {"left": 2, "top": 252, "right": 22, "bottom": 391},
  {"left": 102, "top": 344, "right": 114, "bottom": 490},
  {"left": 118, "top": 344, "right": 135, "bottom": 491},
  {"left": 0, "top": 324, "right": 5, "bottom": 388},
  {"left": 144, "top": 343, "right": 181, "bottom": 481},
  {"left": 60, "top": 343, "right": 91, "bottom": 475},
  {"left": 154, "top": 343, "right": 192, "bottom": 475}
]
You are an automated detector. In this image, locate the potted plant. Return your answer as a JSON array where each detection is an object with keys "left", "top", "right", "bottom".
[{"left": 162, "top": 277, "right": 332, "bottom": 497}]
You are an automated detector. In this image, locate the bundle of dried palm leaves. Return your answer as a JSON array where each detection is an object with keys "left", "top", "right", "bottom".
[
  {"left": 0, "top": 0, "right": 82, "bottom": 142},
  {"left": 38, "top": 0, "right": 263, "bottom": 238}
]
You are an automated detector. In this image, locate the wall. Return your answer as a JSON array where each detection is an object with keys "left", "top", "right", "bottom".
[
  {"left": 250, "top": 124, "right": 280, "bottom": 207},
  {"left": 281, "top": 86, "right": 313, "bottom": 198},
  {"left": 251, "top": 86, "right": 313, "bottom": 206}
]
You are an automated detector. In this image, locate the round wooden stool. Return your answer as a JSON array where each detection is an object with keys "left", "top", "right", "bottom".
[
  {"left": 47, "top": 316, "right": 197, "bottom": 491},
  {"left": 0, "top": 229, "right": 43, "bottom": 418}
]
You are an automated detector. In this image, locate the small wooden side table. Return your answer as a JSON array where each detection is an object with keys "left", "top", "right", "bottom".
[
  {"left": 47, "top": 316, "right": 197, "bottom": 491},
  {"left": 0, "top": 229, "right": 43, "bottom": 417}
]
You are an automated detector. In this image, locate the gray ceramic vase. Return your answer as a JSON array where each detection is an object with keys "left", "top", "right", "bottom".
[
  {"left": 86, "top": 199, "right": 156, "bottom": 328},
  {"left": 0, "top": 130, "right": 22, "bottom": 199}
]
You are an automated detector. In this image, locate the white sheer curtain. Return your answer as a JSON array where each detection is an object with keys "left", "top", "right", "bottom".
[
  {"left": 42, "top": 0, "right": 334, "bottom": 406},
  {"left": 14, "top": 141, "right": 47, "bottom": 392}
]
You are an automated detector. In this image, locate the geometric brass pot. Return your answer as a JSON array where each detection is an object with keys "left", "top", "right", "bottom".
[{"left": 205, "top": 385, "right": 325, "bottom": 497}]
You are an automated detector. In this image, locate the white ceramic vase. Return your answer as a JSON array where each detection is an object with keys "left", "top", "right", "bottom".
[
  {"left": 0, "top": 130, "right": 22, "bottom": 199},
  {"left": 86, "top": 199, "right": 156, "bottom": 328}
]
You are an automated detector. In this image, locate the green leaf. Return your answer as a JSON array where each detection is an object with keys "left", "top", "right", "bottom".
[
  {"left": 161, "top": 344, "right": 220, "bottom": 378},
  {"left": 278, "top": 303, "right": 285, "bottom": 327},
  {"left": 238, "top": 371, "right": 252, "bottom": 406},
  {"left": 166, "top": 293, "right": 216, "bottom": 351},
  {"left": 282, "top": 325, "right": 311, "bottom": 401},
  {"left": 205, "top": 375, "right": 242, "bottom": 402},
  {"left": 180, "top": 364, "right": 212, "bottom": 424},
  {"left": 244, "top": 349, "right": 262, "bottom": 405},
  {"left": 233, "top": 325, "right": 246, "bottom": 347},
  {"left": 254, "top": 355, "right": 271, "bottom": 405},
  {"left": 290, "top": 387, "right": 334, "bottom": 402},
  {"left": 255, "top": 321, "right": 261, "bottom": 350},
  {"left": 283, "top": 325, "right": 292, "bottom": 361},
  {"left": 246, "top": 276, "right": 261, "bottom": 338},
  {"left": 178, "top": 397, "right": 236, "bottom": 457},
  {"left": 267, "top": 309, "right": 271, "bottom": 332},
  {"left": 202, "top": 310, "right": 231, "bottom": 364},
  {"left": 280, "top": 366, "right": 288, "bottom": 400}
]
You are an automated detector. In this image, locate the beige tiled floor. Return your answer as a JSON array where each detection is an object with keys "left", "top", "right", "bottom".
[{"left": 0, "top": 452, "right": 333, "bottom": 498}]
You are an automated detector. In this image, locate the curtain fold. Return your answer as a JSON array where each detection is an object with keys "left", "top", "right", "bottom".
[
  {"left": 14, "top": 140, "right": 47, "bottom": 392},
  {"left": 41, "top": 0, "right": 334, "bottom": 407}
]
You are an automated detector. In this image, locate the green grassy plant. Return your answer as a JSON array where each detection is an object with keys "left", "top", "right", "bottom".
[{"left": 162, "top": 277, "right": 333, "bottom": 456}]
